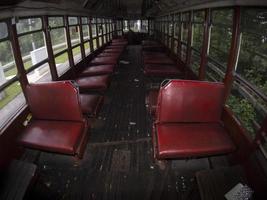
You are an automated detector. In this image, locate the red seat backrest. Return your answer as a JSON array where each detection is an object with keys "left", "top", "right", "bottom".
[
  {"left": 156, "top": 80, "right": 225, "bottom": 123},
  {"left": 26, "top": 81, "right": 83, "bottom": 122}
]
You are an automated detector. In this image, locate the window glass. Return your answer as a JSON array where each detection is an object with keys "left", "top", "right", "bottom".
[
  {"left": 93, "top": 39, "right": 97, "bottom": 50},
  {"left": 207, "top": 9, "right": 233, "bottom": 82},
  {"left": 99, "top": 37, "right": 102, "bottom": 47},
  {"left": 0, "top": 41, "right": 17, "bottom": 86},
  {"left": 0, "top": 81, "right": 26, "bottom": 129},
  {"left": 69, "top": 26, "right": 80, "bottom": 46},
  {"left": 81, "top": 17, "right": 88, "bottom": 24},
  {"left": 72, "top": 46, "right": 82, "bottom": 64},
  {"left": 92, "top": 24, "right": 97, "bottom": 37},
  {"left": 174, "top": 16, "right": 180, "bottom": 39},
  {"left": 18, "top": 31, "right": 47, "bottom": 68},
  {"left": 168, "top": 18, "right": 173, "bottom": 36},
  {"left": 102, "top": 24, "right": 106, "bottom": 35},
  {"left": 82, "top": 25, "right": 90, "bottom": 40},
  {"left": 0, "top": 22, "right": 8, "bottom": 39},
  {"left": 191, "top": 10, "right": 205, "bottom": 74},
  {"left": 68, "top": 17, "right": 78, "bottom": 25},
  {"left": 50, "top": 28, "right": 67, "bottom": 54},
  {"left": 123, "top": 20, "right": 129, "bottom": 32},
  {"left": 27, "top": 62, "right": 51, "bottom": 83},
  {"left": 236, "top": 8, "right": 267, "bottom": 96},
  {"left": 129, "top": 20, "right": 141, "bottom": 32},
  {"left": 141, "top": 20, "right": 148, "bottom": 33},
  {"left": 16, "top": 18, "right": 42, "bottom": 34},
  {"left": 84, "top": 42, "right": 91, "bottom": 56},
  {"left": 227, "top": 8, "right": 267, "bottom": 138},
  {"left": 98, "top": 24, "right": 103, "bottom": 36},
  {"left": 55, "top": 52, "right": 70, "bottom": 76},
  {"left": 48, "top": 17, "right": 64, "bottom": 28}
]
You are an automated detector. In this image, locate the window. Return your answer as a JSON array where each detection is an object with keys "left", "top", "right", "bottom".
[
  {"left": 72, "top": 46, "right": 82, "bottom": 64},
  {"left": 48, "top": 17, "right": 69, "bottom": 75},
  {"left": 68, "top": 17, "right": 78, "bottom": 25},
  {"left": 55, "top": 52, "right": 70, "bottom": 76},
  {"left": 174, "top": 14, "right": 180, "bottom": 39},
  {"left": 129, "top": 20, "right": 141, "bottom": 32},
  {"left": 181, "top": 12, "right": 189, "bottom": 62},
  {"left": 49, "top": 17, "right": 64, "bottom": 28},
  {"left": 207, "top": 9, "right": 233, "bottom": 82},
  {"left": 0, "top": 81, "right": 26, "bottom": 129},
  {"left": 82, "top": 25, "right": 90, "bottom": 41},
  {"left": 0, "top": 21, "right": 26, "bottom": 129},
  {"left": 123, "top": 20, "right": 129, "bottom": 32},
  {"left": 93, "top": 39, "right": 97, "bottom": 50},
  {"left": 69, "top": 26, "right": 80, "bottom": 46},
  {"left": 92, "top": 24, "right": 97, "bottom": 38},
  {"left": 141, "top": 20, "right": 148, "bottom": 33},
  {"left": 84, "top": 42, "right": 91, "bottom": 55},
  {"left": 16, "top": 18, "right": 42, "bottom": 34},
  {"left": 0, "top": 22, "right": 8, "bottom": 39},
  {"left": 227, "top": 8, "right": 267, "bottom": 141},
  {"left": 191, "top": 10, "right": 205, "bottom": 74},
  {"left": 50, "top": 28, "right": 67, "bottom": 54}
]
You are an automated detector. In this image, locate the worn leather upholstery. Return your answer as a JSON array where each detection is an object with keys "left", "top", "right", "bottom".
[
  {"left": 91, "top": 57, "right": 118, "bottom": 65},
  {"left": 75, "top": 75, "right": 110, "bottom": 92},
  {"left": 18, "top": 81, "right": 89, "bottom": 156},
  {"left": 154, "top": 80, "right": 235, "bottom": 159},
  {"left": 79, "top": 65, "right": 114, "bottom": 76},
  {"left": 156, "top": 123, "right": 236, "bottom": 158},
  {"left": 80, "top": 94, "right": 104, "bottom": 117},
  {"left": 144, "top": 64, "right": 181, "bottom": 77}
]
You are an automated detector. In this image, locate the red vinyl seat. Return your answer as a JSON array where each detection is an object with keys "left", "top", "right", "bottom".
[
  {"left": 90, "top": 57, "right": 118, "bottom": 65},
  {"left": 144, "top": 64, "right": 182, "bottom": 77},
  {"left": 144, "top": 57, "right": 175, "bottom": 65},
  {"left": 106, "top": 46, "right": 124, "bottom": 50},
  {"left": 98, "top": 52, "right": 120, "bottom": 58},
  {"left": 79, "top": 65, "right": 115, "bottom": 76},
  {"left": 18, "top": 81, "right": 89, "bottom": 157},
  {"left": 153, "top": 80, "right": 235, "bottom": 159},
  {"left": 75, "top": 75, "right": 110, "bottom": 92},
  {"left": 80, "top": 94, "right": 104, "bottom": 117},
  {"left": 103, "top": 49, "right": 123, "bottom": 54}
]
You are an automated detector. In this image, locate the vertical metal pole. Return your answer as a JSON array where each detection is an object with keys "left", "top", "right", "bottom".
[
  {"left": 64, "top": 16, "right": 75, "bottom": 68},
  {"left": 8, "top": 19, "right": 28, "bottom": 93},
  {"left": 199, "top": 9, "right": 211, "bottom": 80},
  {"left": 78, "top": 17, "right": 86, "bottom": 60},
  {"left": 43, "top": 16, "right": 58, "bottom": 80},
  {"left": 223, "top": 6, "right": 241, "bottom": 103}
]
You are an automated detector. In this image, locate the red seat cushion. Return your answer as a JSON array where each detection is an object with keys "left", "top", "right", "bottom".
[
  {"left": 80, "top": 94, "right": 104, "bottom": 116},
  {"left": 75, "top": 75, "right": 110, "bottom": 92},
  {"left": 103, "top": 49, "right": 123, "bottom": 54},
  {"left": 106, "top": 46, "right": 124, "bottom": 50},
  {"left": 19, "top": 120, "right": 84, "bottom": 154},
  {"left": 155, "top": 123, "right": 236, "bottom": 159},
  {"left": 79, "top": 65, "right": 114, "bottom": 76},
  {"left": 98, "top": 52, "right": 120, "bottom": 58},
  {"left": 144, "top": 64, "right": 181, "bottom": 76},
  {"left": 144, "top": 57, "right": 174, "bottom": 65},
  {"left": 91, "top": 57, "right": 118, "bottom": 65},
  {"left": 145, "top": 89, "right": 159, "bottom": 117}
]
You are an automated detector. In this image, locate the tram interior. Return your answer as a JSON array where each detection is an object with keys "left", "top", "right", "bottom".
[{"left": 0, "top": 0, "right": 267, "bottom": 199}]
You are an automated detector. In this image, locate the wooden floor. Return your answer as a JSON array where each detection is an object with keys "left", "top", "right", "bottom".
[{"left": 23, "top": 45, "right": 229, "bottom": 200}]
